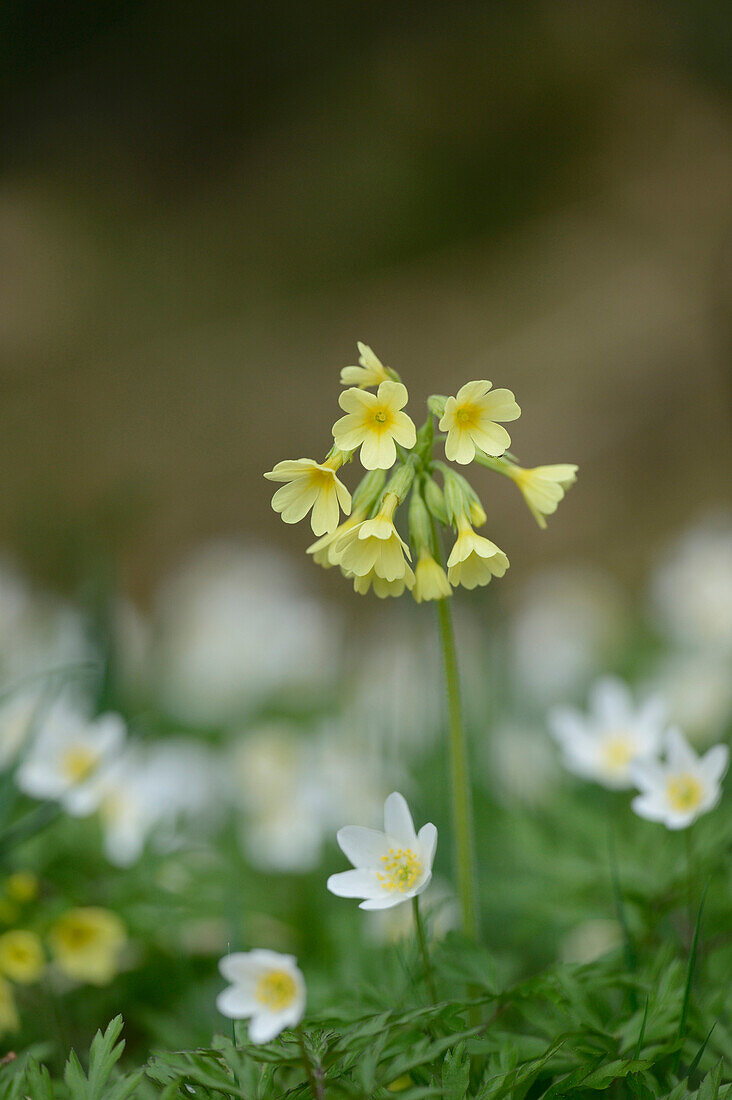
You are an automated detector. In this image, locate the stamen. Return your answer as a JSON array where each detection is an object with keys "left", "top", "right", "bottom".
[
  {"left": 376, "top": 847, "right": 423, "bottom": 892},
  {"left": 254, "top": 969, "right": 298, "bottom": 1011},
  {"left": 666, "top": 774, "right": 703, "bottom": 813}
]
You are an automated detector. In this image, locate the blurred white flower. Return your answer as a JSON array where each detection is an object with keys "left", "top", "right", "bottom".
[
  {"left": 365, "top": 877, "right": 458, "bottom": 944},
  {"left": 154, "top": 542, "right": 338, "bottom": 725},
  {"left": 643, "top": 651, "right": 732, "bottom": 746},
  {"left": 16, "top": 691, "right": 125, "bottom": 814},
  {"left": 561, "top": 919, "right": 622, "bottom": 964},
  {"left": 631, "top": 727, "right": 728, "bottom": 830},
  {"left": 650, "top": 514, "right": 732, "bottom": 652},
  {"left": 232, "top": 725, "right": 326, "bottom": 872},
  {"left": 232, "top": 723, "right": 386, "bottom": 873},
  {"left": 549, "top": 678, "right": 665, "bottom": 790},
  {"left": 0, "top": 562, "right": 95, "bottom": 688},
  {"left": 487, "top": 720, "right": 559, "bottom": 805},
  {"left": 0, "top": 684, "right": 47, "bottom": 769},
  {"left": 217, "top": 949, "right": 305, "bottom": 1043},
  {"left": 90, "top": 740, "right": 223, "bottom": 866},
  {"left": 327, "top": 792, "right": 437, "bottom": 910},
  {"left": 348, "top": 623, "right": 443, "bottom": 758},
  {"left": 510, "top": 567, "right": 627, "bottom": 704}
]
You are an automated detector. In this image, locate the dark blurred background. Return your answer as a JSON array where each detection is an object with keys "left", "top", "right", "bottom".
[{"left": 1, "top": 0, "right": 730, "bottom": 602}]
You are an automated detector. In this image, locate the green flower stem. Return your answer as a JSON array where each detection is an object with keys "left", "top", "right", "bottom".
[
  {"left": 684, "top": 826, "right": 694, "bottom": 932},
  {"left": 434, "top": 587, "right": 480, "bottom": 941},
  {"left": 412, "top": 895, "right": 437, "bottom": 1003},
  {"left": 296, "top": 1025, "right": 324, "bottom": 1100}
]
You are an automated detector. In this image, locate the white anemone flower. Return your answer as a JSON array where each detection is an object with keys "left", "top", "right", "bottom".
[
  {"left": 650, "top": 514, "right": 732, "bottom": 652},
  {"left": 154, "top": 542, "right": 337, "bottom": 725},
  {"left": 16, "top": 692, "right": 125, "bottom": 814},
  {"left": 88, "top": 740, "right": 223, "bottom": 866},
  {"left": 216, "top": 950, "right": 305, "bottom": 1043},
  {"left": 631, "top": 727, "right": 729, "bottom": 830},
  {"left": 549, "top": 678, "right": 665, "bottom": 790},
  {"left": 0, "top": 684, "right": 47, "bottom": 770},
  {"left": 327, "top": 792, "right": 436, "bottom": 910}
]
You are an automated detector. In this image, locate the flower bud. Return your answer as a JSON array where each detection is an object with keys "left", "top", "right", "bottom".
[
  {"left": 408, "top": 490, "right": 432, "bottom": 556},
  {"left": 423, "top": 477, "right": 448, "bottom": 526}
]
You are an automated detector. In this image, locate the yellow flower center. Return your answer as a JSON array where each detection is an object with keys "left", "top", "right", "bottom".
[
  {"left": 60, "top": 922, "right": 98, "bottom": 950},
  {"left": 374, "top": 410, "right": 387, "bottom": 423},
  {"left": 666, "top": 773, "right": 704, "bottom": 813},
  {"left": 456, "top": 405, "right": 475, "bottom": 425},
  {"left": 254, "top": 968, "right": 298, "bottom": 1011},
  {"left": 376, "top": 848, "right": 422, "bottom": 893},
  {"left": 601, "top": 735, "right": 634, "bottom": 772},
  {"left": 61, "top": 746, "right": 98, "bottom": 783}
]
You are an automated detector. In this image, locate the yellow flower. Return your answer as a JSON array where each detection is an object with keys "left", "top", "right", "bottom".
[
  {"left": 507, "top": 464, "right": 578, "bottom": 528},
  {"left": 413, "top": 550, "right": 452, "bottom": 603},
  {"left": 447, "top": 516, "right": 509, "bottom": 590},
  {"left": 439, "top": 380, "right": 520, "bottom": 464},
  {"left": 0, "top": 930, "right": 44, "bottom": 983},
  {"left": 340, "top": 342, "right": 392, "bottom": 388},
  {"left": 264, "top": 454, "right": 351, "bottom": 536},
  {"left": 49, "top": 907, "right": 126, "bottom": 986},
  {"left": 336, "top": 493, "right": 412, "bottom": 582},
  {"left": 333, "top": 381, "right": 416, "bottom": 470},
  {"left": 0, "top": 977, "right": 19, "bottom": 1036},
  {"left": 352, "top": 563, "right": 415, "bottom": 599},
  {"left": 6, "top": 872, "right": 39, "bottom": 904},
  {"left": 307, "top": 511, "right": 364, "bottom": 569}
]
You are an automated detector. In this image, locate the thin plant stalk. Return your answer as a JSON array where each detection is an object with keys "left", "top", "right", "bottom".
[
  {"left": 684, "top": 826, "right": 695, "bottom": 934},
  {"left": 296, "top": 1025, "right": 324, "bottom": 1100},
  {"left": 433, "top": 577, "right": 479, "bottom": 941},
  {"left": 412, "top": 895, "right": 437, "bottom": 1003}
]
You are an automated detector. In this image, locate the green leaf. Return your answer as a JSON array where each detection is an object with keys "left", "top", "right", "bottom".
[
  {"left": 64, "top": 1016, "right": 127, "bottom": 1100},
  {"left": 24, "top": 1061, "right": 55, "bottom": 1100},
  {"left": 698, "top": 1061, "right": 724, "bottom": 1100},
  {"left": 441, "top": 1042, "right": 470, "bottom": 1100}
]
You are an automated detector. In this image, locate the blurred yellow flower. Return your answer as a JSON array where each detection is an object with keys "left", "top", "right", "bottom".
[
  {"left": 0, "top": 930, "right": 44, "bottom": 984},
  {"left": 49, "top": 907, "right": 126, "bottom": 986},
  {"left": 340, "top": 342, "right": 392, "bottom": 388},
  {"left": 0, "top": 977, "right": 19, "bottom": 1036},
  {"left": 264, "top": 455, "right": 351, "bottom": 536},
  {"left": 336, "top": 493, "right": 412, "bottom": 583},
  {"left": 413, "top": 550, "right": 452, "bottom": 603},
  {"left": 6, "top": 872, "right": 39, "bottom": 904},
  {"left": 508, "top": 463, "right": 578, "bottom": 528},
  {"left": 447, "top": 516, "right": 509, "bottom": 590},
  {"left": 333, "top": 381, "right": 416, "bottom": 470},
  {"left": 439, "top": 380, "right": 520, "bottom": 464}
]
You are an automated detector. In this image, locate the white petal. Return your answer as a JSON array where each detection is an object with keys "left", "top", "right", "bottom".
[
  {"left": 590, "top": 678, "right": 630, "bottom": 725},
  {"left": 383, "top": 792, "right": 417, "bottom": 846},
  {"left": 631, "top": 793, "right": 666, "bottom": 822},
  {"left": 326, "top": 869, "right": 381, "bottom": 899},
  {"left": 700, "top": 743, "right": 729, "bottom": 785},
  {"left": 665, "top": 727, "right": 697, "bottom": 770},
  {"left": 630, "top": 757, "right": 666, "bottom": 794},
  {"left": 412, "top": 871, "right": 433, "bottom": 897},
  {"left": 359, "top": 893, "right": 405, "bottom": 910},
  {"left": 336, "top": 825, "right": 390, "bottom": 868},
  {"left": 548, "top": 707, "right": 587, "bottom": 748},
  {"left": 248, "top": 1011, "right": 288, "bottom": 1044},
  {"left": 216, "top": 985, "right": 258, "bottom": 1019},
  {"left": 417, "top": 823, "right": 437, "bottom": 871},
  {"left": 246, "top": 949, "right": 298, "bottom": 971}
]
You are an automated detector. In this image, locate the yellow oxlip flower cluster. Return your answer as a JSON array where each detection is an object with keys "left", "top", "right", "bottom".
[{"left": 265, "top": 341, "right": 578, "bottom": 600}]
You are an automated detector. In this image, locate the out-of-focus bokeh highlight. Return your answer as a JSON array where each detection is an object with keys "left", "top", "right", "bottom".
[{"left": 2, "top": 1, "right": 730, "bottom": 596}]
